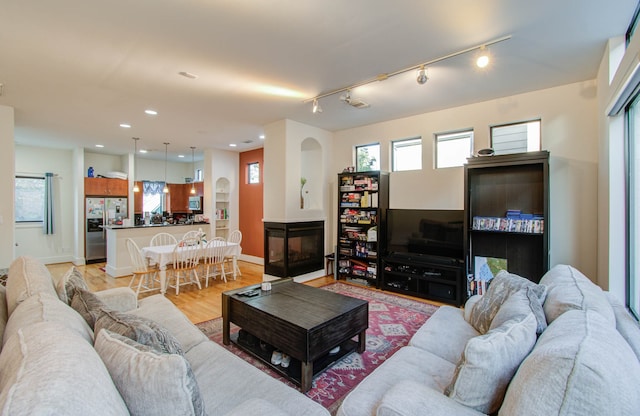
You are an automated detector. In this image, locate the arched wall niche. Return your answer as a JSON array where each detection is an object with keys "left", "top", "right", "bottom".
[{"left": 300, "top": 137, "right": 322, "bottom": 210}]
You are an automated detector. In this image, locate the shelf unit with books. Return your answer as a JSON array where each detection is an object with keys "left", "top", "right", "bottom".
[
  {"left": 336, "top": 171, "right": 389, "bottom": 287},
  {"left": 464, "top": 151, "right": 550, "bottom": 297}
]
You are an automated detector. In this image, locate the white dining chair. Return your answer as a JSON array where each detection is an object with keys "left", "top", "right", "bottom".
[
  {"left": 225, "top": 230, "right": 242, "bottom": 278},
  {"left": 150, "top": 232, "right": 178, "bottom": 247},
  {"left": 183, "top": 229, "right": 204, "bottom": 241},
  {"left": 125, "top": 238, "right": 160, "bottom": 297},
  {"left": 201, "top": 237, "right": 228, "bottom": 286},
  {"left": 166, "top": 237, "right": 202, "bottom": 295}
]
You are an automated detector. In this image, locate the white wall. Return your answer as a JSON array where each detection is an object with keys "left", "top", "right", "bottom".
[
  {"left": 202, "top": 148, "right": 239, "bottom": 238},
  {"left": 333, "top": 81, "right": 599, "bottom": 279},
  {"left": 0, "top": 106, "right": 15, "bottom": 270},
  {"left": 597, "top": 31, "right": 640, "bottom": 298},
  {"left": 15, "top": 145, "right": 76, "bottom": 264}
]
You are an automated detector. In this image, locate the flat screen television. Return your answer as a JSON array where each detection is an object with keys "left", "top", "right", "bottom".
[{"left": 386, "top": 209, "right": 464, "bottom": 260}]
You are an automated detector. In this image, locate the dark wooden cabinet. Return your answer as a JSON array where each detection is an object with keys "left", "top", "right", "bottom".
[
  {"left": 133, "top": 181, "right": 143, "bottom": 213},
  {"left": 336, "top": 171, "right": 389, "bottom": 287},
  {"left": 84, "top": 177, "right": 128, "bottom": 196},
  {"left": 168, "top": 183, "right": 189, "bottom": 213},
  {"left": 464, "top": 151, "right": 549, "bottom": 295}
]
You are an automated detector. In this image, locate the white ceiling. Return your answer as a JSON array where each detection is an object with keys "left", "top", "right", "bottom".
[{"left": 0, "top": 0, "right": 636, "bottom": 162}]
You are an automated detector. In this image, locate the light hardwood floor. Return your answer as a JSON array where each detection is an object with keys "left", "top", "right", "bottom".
[{"left": 46, "top": 261, "right": 444, "bottom": 324}]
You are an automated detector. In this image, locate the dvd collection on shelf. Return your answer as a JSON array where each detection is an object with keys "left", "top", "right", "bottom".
[{"left": 472, "top": 210, "right": 543, "bottom": 234}]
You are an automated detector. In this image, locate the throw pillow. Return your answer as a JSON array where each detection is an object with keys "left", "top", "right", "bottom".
[
  {"left": 6, "top": 256, "right": 58, "bottom": 316},
  {"left": 94, "top": 329, "right": 205, "bottom": 416},
  {"left": 469, "top": 270, "right": 547, "bottom": 334},
  {"left": 55, "top": 266, "right": 89, "bottom": 304},
  {"left": 94, "top": 309, "right": 183, "bottom": 355},
  {"left": 70, "top": 287, "right": 109, "bottom": 329},
  {"left": 445, "top": 312, "right": 538, "bottom": 414}
]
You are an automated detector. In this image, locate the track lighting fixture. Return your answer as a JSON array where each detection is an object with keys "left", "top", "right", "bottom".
[
  {"left": 312, "top": 99, "right": 322, "bottom": 114},
  {"left": 476, "top": 45, "right": 490, "bottom": 68},
  {"left": 190, "top": 146, "right": 196, "bottom": 195},
  {"left": 163, "top": 142, "right": 169, "bottom": 194},
  {"left": 304, "top": 34, "right": 510, "bottom": 110},
  {"left": 132, "top": 137, "right": 140, "bottom": 193},
  {"left": 416, "top": 66, "right": 428, "bottom": 85}
]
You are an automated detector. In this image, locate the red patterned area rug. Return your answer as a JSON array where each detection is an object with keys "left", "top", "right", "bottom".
[{"left": 196, "top": 282, "right": 439, "bottom": 415}]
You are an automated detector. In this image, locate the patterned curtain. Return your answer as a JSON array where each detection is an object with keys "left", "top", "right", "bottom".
[
  {"left": 43, "top": 172, "right": 54, "bottom": 235},
  {"left": 143, "top": 181, "right": 165, "bottom": 194}
]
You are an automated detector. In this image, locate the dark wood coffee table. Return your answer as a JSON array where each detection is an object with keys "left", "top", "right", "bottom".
[{"left": 222, "top": 279, "right": 368, "bottom": 392}]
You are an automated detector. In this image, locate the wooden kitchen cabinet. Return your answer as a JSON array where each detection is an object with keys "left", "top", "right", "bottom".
[
  {"left": 168, "top": 183, "right": 189, "bottom": 213},
  {"left": 84, "top": 178, "right": 128, "bottom": 197},
  {"left": 133, "top": 181, "right": 143, "bottom": 213}
]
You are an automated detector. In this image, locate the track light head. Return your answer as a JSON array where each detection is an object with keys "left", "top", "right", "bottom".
[
  {"left": 339, "top": 90, "right": 351, "bottom": 103},
  {"left": 312, "top": 99, "right": 322, "bottom": 113},
  {"left": 416, "top": 66, "right": 428, "bottom": 85},
  {"left": 476, "top": 46, "right": 490, "bottom": 68}
]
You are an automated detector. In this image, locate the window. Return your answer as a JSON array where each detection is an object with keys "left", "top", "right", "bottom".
[
  {"left": 356, "top": 143, "right": 380, "bottom": 172},
  {"left": 627, "top": 94, "right": 640, "bottom": 318},
  {"left": 392, "top": 137, "right": 422, "bottom": 172},
  {"left": 248, "top": 162, "right": 260, "bottom": 184},
  {"left": 15, "top": 176, "right": 45, "bottom": 222},
  {"left": 491, "top": 120, "right": 541, "bottom": 155},
  {"left": 435, "top": 130, "right": 473, "bottom": 168},
  {"left": 195, "top": 169, "right": 203, "bottom": 182}
]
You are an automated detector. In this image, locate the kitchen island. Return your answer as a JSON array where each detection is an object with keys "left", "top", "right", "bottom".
[{"left": 104, "top": 223, "right": 211, "bottom": 278}]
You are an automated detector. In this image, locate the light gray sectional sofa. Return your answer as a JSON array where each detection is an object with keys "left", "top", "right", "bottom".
[
  {"left": 338, "top": 264, "right": 640, "bottom": 416},
  {"left": 0, "top": 256, "right": 330, "bottom": 416}
]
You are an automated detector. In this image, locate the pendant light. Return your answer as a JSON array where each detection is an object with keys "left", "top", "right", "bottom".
[
  {"left": 132, "top": 137, "right": 140, "bottom": 193},
  {"left": 163, "top": 142, "right": 169, "bottom": 193},
  {"left": 190, "top": 146, "right": 196, "bottom": 195}
]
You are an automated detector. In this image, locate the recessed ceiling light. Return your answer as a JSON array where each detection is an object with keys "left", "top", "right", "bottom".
[
  {"left": 229, "top": 144, "right": 237, "bottom": 147},
  {"left": 259, "top": 135, "right": 265, "bottom": 140},
  {"left": 139, "top": 149, "right": 148, "bottom": 153},
  {"left": 120, "top": 123, "right": 131, "bottom": 128},
  {"left": 178, "top": 154, "right": 185, "bottom": 158},
  {"left": 178, "top": 71, "right": 198, "bottom": 79},
  {"left": 145, "top": 109, "right": 158, "bottom": 115},
  {"left": 95, "top": 144, "right": 104, "bottom": 148}
]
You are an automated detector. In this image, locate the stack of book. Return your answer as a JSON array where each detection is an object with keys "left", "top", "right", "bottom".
[{"left": 472, "top": 210, "right": 544, "bottom": 234}]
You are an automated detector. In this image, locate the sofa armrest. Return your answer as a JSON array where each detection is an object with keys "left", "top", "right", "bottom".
[
  {"left": 94, "top": 287, "right": 138, "bottom": 312},
  {"left": 377, "top": 380, "right": 486, "bottom": 416}
]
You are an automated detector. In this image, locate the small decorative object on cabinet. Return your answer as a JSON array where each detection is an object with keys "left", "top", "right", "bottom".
[
  {"left": 215, "top": 177, "right": 230, "bottom": 239},
  {"left": 336, "top": 171, "right": 389, "bottom": 287},
  {"left": 464, "top": 151, "right": 549, "bottom": 298}
]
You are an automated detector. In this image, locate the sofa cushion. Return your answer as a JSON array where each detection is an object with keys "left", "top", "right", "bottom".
[
  {"left": 132, "top": 294, "right": 209, "bottom": 354},
  {"left": 445, "top": 311, "right": 537, "bottom": 414},
  {"left": 224, "top": 398, "right": 289, "bottom": 416},
  {"left": 409, "top": 305, "right": 479, "bottom": 364},
  {"left": 6, "top": 256, "right": 58, "bottom": 316},
  {"left": 0, "top": 285, "right": 7, "bottom": 350},
  {"left": 468, "top": 270, "right": 547, "bottom": 334},
  {"left": 335, "top": 346, "right": 456, "bottom": 416},
  {"left": 94, "top": 309, "right": 183, "bottom": 355},
  {"left": 70, "top": 287, "right": 109, "bottom": 329},
  {"left": 95, "top": 287, "right": 138, "bottom": 312},
  {"left": 540, "top": 264, "right": 615, "bottom": 325},
  {"left": 0, "top": 322, "right": 129, "bottom": 415},
  {"left": 94, "top": 329, "right": 205, "bottom": 416},
  {"left": 3, "top": 292, "right": 93, "bottom": 345},
  {"left": 501, "top": 309, "right": 640, "bottom": 415},
  {"left": 605, "top": 292, "right": 640, "bottom": 362},
  {"left": 55, "top": 265, "right": 89, "bottom": 304}
]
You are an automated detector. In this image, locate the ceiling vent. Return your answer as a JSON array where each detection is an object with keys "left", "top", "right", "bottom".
[{"left": 340, "top": 90, "right": 370, "bottom": 109}]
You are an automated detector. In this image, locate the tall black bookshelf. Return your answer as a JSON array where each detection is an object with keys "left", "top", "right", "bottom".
[
  {"left": 336, "top": 171, "right": 389, "bottom": 287},
  {"left": 464, "top": 151, "right": 550, "bottom": 296}
]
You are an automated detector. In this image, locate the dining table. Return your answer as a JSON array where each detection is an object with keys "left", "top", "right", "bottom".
[{"left": 141, "top": 240, "right": 241, "bottom": 295}]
